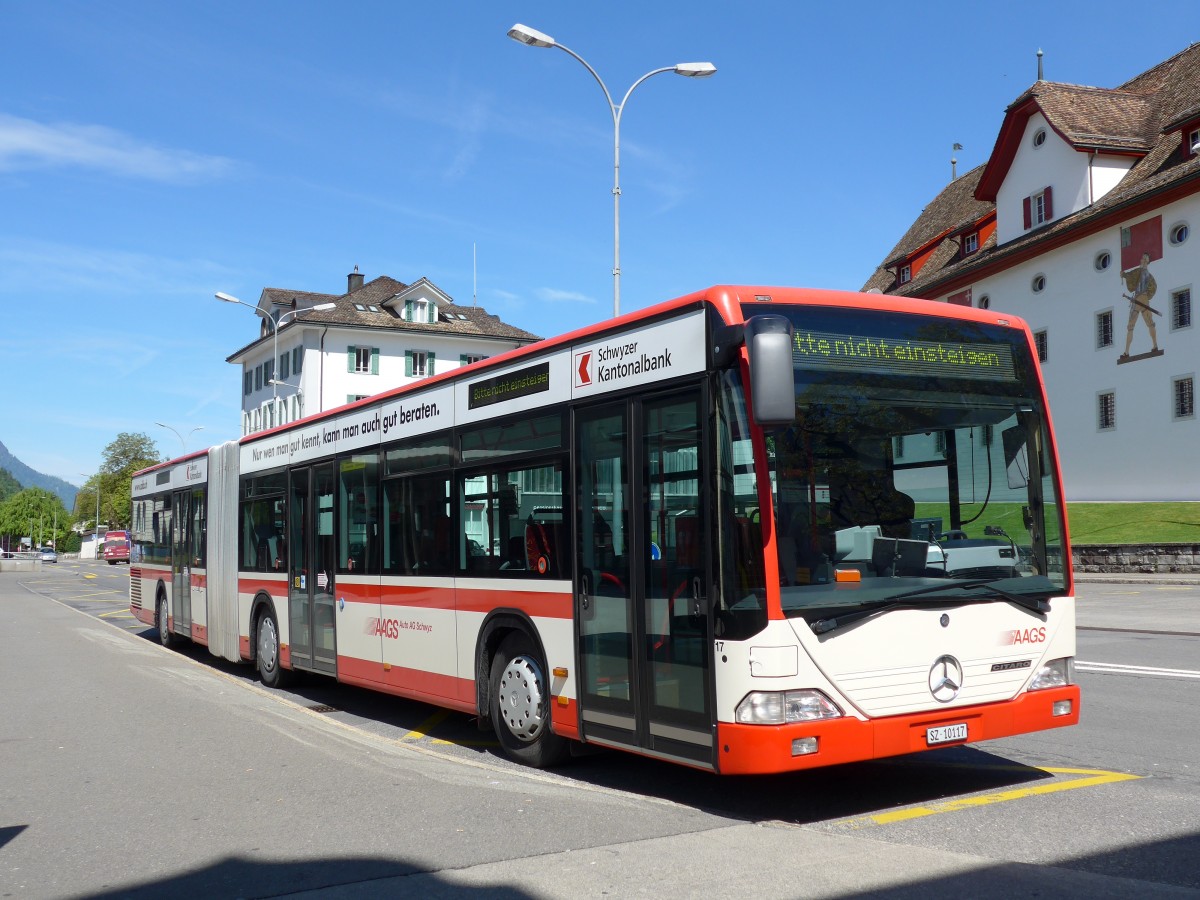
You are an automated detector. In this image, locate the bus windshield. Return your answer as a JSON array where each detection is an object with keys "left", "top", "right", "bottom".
[{"left": 751, "top": 305, "right": 1067, "bottom": 618}]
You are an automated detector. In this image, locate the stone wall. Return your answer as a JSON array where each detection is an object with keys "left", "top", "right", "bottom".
[{"left": 1072, "top": 543, "right": 1200, "bottom": 574}]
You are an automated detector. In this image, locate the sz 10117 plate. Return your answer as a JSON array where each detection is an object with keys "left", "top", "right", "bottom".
[{"left": 926, "top": 723, "right": 968, "bottom": 745}]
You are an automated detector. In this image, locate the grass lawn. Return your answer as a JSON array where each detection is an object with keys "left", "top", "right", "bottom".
[
  {"left": 913, "top": 502, "right": 1200, "bottom": 544},
  {"left": 1063, "top": 503, "right": 1200, "bottom": 544}
]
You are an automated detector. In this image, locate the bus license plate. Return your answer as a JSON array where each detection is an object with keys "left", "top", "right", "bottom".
[{"left": 926, "top": 723, "right": 968, "bottom": 745}]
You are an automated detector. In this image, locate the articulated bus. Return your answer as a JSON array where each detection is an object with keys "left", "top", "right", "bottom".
[{"left": 130, "top": 285, "right": 1079, "bottom": 774}]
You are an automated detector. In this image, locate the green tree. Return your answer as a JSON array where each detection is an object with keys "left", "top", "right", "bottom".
[
  {"left": 0, "top": 467, "right": 21, "bottom": 504},
  {"left": 0, "top": 487, "right": 71, "bottom": 550},
  {"left": 74, "top": 432, "right": 162, "bottom": 530}
]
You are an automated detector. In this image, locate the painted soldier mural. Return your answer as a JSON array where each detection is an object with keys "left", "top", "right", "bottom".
[{"left": 1119, "top": 251, "right": 1163, "bottom": 362}]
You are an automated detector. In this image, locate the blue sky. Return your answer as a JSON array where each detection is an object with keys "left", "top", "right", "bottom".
[{"left": 1, "top": 0, "right": 1193, "bottom": 488}]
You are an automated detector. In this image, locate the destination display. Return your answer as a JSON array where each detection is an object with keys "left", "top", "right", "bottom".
[{"left": 790, "top": 328, "right": 1017, "bottom": 382}]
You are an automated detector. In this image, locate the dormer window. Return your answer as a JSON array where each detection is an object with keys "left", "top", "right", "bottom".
[
  {"left": 963, "top": 232, "right": 979, "bottom": 254},
  {"left": 1023, "top": 187, "right": 1053, "bottom": 230},
  {"left": 1189, "top": 127, "right": 1200, "bottom": 157},
  {"left": 405, "top": 298, "right": 437, "bottom": 323},
  {"left": 899, "top": 264, "right": 911, "bottom": 285}
]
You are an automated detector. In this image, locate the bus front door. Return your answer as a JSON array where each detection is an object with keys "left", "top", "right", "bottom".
[
  {"left": 171, "top": 489, "right": 191, "bottom": 638},
  {"left": 288, "top": 463, "right": 337, "bottom": 676},
  {"left": 575, "top": 388, "right": 715, "bottom": 768}
]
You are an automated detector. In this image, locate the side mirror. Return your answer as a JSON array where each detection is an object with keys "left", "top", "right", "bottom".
[{"left": 744, "top": 315, "right": 796, "bottom": 425}]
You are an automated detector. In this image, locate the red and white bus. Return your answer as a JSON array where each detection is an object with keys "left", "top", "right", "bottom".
[{"left": 130, "top": 285, "right": 1078, "bottom": 774}]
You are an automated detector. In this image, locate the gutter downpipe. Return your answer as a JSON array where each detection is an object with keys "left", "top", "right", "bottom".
[{"left": 319, "top": 326, "right": 328, "bottom": 414}]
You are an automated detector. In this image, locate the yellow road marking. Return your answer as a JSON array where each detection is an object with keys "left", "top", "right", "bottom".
[
  {"left": 432, "top": 737, "right": 500, "bottom": 748},
  {"left": 99, "top": 609, "right": 134, "bottom": 619},
  {"left": 837, "top": 766, "right": 1140, "bottom": 827},
  {"left": 400, "top": 708, "right": 452, "bottom": 741},
  {"left": 84, "top": 573, "right": 98, "bottom": 580}
]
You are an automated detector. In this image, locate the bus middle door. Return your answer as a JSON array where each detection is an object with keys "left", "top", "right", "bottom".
[{"left": 288, "top": 463, "right": 337, "bottom": 676}]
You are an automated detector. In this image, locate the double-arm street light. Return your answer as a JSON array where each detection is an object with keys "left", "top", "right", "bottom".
[
  {"left": 216, "top": 292, "right": 336, "bottom": 417},
  {"left": 155, "top": 422, "right": 203, "bottom": 455},
  {"left": 507, "top": 23, "right": 716, "bottom": 318}
]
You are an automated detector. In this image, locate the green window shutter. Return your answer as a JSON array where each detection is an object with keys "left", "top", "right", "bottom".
[
  {"left": 371, "top": 348, "right": 380, "bottom": 375},
  {"left": 405, "top": 351, "right": 413, "bottom": 377},
  {"left": 427, "top": 352, "right": 435, "bottom": 375},
  {"left": 429, "top": 303, "right": 436, "bottom": 323},
  {"left": 347, "top": 394, "right": 356, "bottom": 405},
  {"left": 347, "top": 346, "right": 356, "bottom": 373},
  {"left": 405, "top": 300, "right": 413, "bottom": 322},
  {"left": 459, "top": 354, "right": 467, "bottom": 366}
]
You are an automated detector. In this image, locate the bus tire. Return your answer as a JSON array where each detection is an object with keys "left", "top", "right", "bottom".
[
  {"left": 156, "top": 592, "right": 174, "bottom": 648},
  {"left": 256, "top": 607, "right": 291, "bottom": 689},
  {"left": 489, "top": 633, "right": 569, "bottom": 768}
]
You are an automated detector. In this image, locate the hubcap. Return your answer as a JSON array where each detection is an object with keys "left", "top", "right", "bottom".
[
  {"left": 158, "top": 600, "right": 168, "bottom": 641},
  {"left": 258, "top": 617, "right": 278, "bottom": 673},
  {"left": 497, "top": 655, "right": 546, "bottom": 742}
]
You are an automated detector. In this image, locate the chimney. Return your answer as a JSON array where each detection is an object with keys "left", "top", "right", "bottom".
[{"left": 347, "top": 265, "right": 364, "bottom": 293}]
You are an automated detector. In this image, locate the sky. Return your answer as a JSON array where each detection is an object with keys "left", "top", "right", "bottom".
[{"left": 1, "top": 0, "right": 1195, "bottom": 490}]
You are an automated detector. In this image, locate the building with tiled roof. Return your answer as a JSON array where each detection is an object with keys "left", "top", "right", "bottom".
[
  {"left": 226, "top": 269, "right": 541, "bottom": 435},
  {"left": 864, "top": 44, "right": 1200, "bottom": 500}
]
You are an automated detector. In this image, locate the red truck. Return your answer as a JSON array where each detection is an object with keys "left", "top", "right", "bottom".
[{"left": 102, "top": 530, "right": 131, "bottom": 565}]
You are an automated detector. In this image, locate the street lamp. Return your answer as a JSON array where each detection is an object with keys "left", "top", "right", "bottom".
[
  {"left": 217, "top": 292, "right": 335, "bottom": 425},
  {"left": 155, "top": 422, "right": 204, "bottom": 455},
  {"left": 80, "top": 471, "right": 100, "bottom": 557},
  {"left": 507, "top": 23, "right": 715, "bottom": 318}
]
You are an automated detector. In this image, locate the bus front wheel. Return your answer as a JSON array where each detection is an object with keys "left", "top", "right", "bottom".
[{"left": 489, "top": 633, "right": 569, "bottom": 768}]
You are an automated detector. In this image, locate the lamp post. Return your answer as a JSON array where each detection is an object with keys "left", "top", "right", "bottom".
[
  {"left": 80, "top": 471, "right": 100, "bottom": 557},
  {"left": 217, "top": 292, "right": 335, "bottom": 427},
  {"left": 155, "top": 422, "right": 204, "bottom": 455},
  {"left": 507, "top": 23, "right": 715, "bottom": 318}
]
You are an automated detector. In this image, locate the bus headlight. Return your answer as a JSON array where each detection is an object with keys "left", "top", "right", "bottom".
[
  {"left": 1030, "top": 657, "right": 1075, "bottom": 690},
  {"left": 735, "top": 690, "right": 842, "bottom": 725}
]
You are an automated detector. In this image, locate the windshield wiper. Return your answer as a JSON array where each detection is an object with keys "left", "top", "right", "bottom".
[
  {"left": 810, "top": 580, "right": 1049, "bottom": 636},
  {"left": 889, "top": 579, "right": 1050, "bottom": 616}
]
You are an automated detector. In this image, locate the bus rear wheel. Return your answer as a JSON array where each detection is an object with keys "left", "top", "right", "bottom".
[
  {"left": 156, "top": 594, "right": 173, "bottom": 648},
  {"left": 489, "top": 633, "right": 569, "bottom": 768},
  {"left": 256, "top": 607, "right": 291, "bottom": 688}
]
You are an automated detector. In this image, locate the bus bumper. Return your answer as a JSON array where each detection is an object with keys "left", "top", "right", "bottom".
[{"left": 715, "top": 685, "right": 1080, "bottom": 775}]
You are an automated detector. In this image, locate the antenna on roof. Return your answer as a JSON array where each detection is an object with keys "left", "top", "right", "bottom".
[
  {"left": 473, "top": 243, "right": 477, "bottom": 307},
  {"left": 1037, "top": 48, "right": 1044, "bottom": 82},
  {"left": 951, "top": 143, "right": 963, "bottom": 181}
]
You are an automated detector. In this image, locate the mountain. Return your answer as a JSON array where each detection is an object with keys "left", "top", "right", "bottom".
[{"left": 0, "top": 441, "right": 78, "bottom": 508}]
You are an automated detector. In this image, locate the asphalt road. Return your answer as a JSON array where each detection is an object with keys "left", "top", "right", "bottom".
[{"left": 2, "top": 561, "right": 1197, "bottom": 898}]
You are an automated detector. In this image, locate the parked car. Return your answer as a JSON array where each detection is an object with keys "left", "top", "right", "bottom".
[
  {"left": 39, "top": 547, "right": 58, "bottom": 564},
  {"left": 102, "top": 531, "right": 131, "bottom": 565}
]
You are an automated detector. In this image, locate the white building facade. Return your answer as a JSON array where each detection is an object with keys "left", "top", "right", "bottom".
[
  {"left": 865, "top": 46, "right": 1200, "bottom": 501},
  {"left": 227, "top": 272, "right": 541, "bottom": 436}
]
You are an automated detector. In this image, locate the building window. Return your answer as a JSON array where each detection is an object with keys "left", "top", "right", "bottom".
[
  {"left": 977, "top": 294, "right": 990, "bottom": 309},
  {"left": 1096, "top": 310, "right": 1113, "bottom": 348},
  {"left": 406, "top": 350, "right": 434, "bottom": 378},
  {"left": 1033, "top": 128, "right": 1047, "bottom": 147},
  {"left": 1094, "top": 251, "right": 1111, "bottom": 271},
  {"left": 1098, "top": 391, "right": 1116, "bottom": 431},
  {"left": 893, "top": 435, "right": 904, "bottom": 459},
  {"left": 1170, "top": 222, "right": 1189, "bottom": 246},
  {"left": 963, "top": 232, "right": 978, "bottom": 254},
  {"left": 264, "top": 359, "right": 274, "bottom": 384},
  {"left": 1170, "top": 288, "right": 1192, "bottom": 331},
  {"left": 280, "top": 351, "right": 290, "bottom": 380},
  {"left": 980, "top": 423, "right": 994, "bottom": 446},
  {"left": 1032, "top": 274, "right": 1047, "bottom": 293},
  {"left": 348, "top": 346, "right": 379, "bottom": 375},
  {"left": 1175, "top": 376, "right": 1195, "bottom": 419},
  {"left": 244, "top": 371, "right": 253, "bottom": 396},
  {"left": 255, "top": 364, "right": 263, "bottom": 391},
  {"left": 899, "top": 264, "right": 911, "bottom": 285},
  {"left": 461, "top": 354, "right": 489, "bottom": 366},
  {"left": 1023, "top": 187, "right": 1053, "bottom": 229},
  {"left": 1189, "top": 127, "right": 1200, "bottom": 156},
  {"left": 934, "top": 431, "right": 947, "bottom": 457},
  {"left": 292, "top": 347, "right": 303, "bottom": 374},
  {"left": 1034, "top": 330, "right": 1048, "bottom": 362}
]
